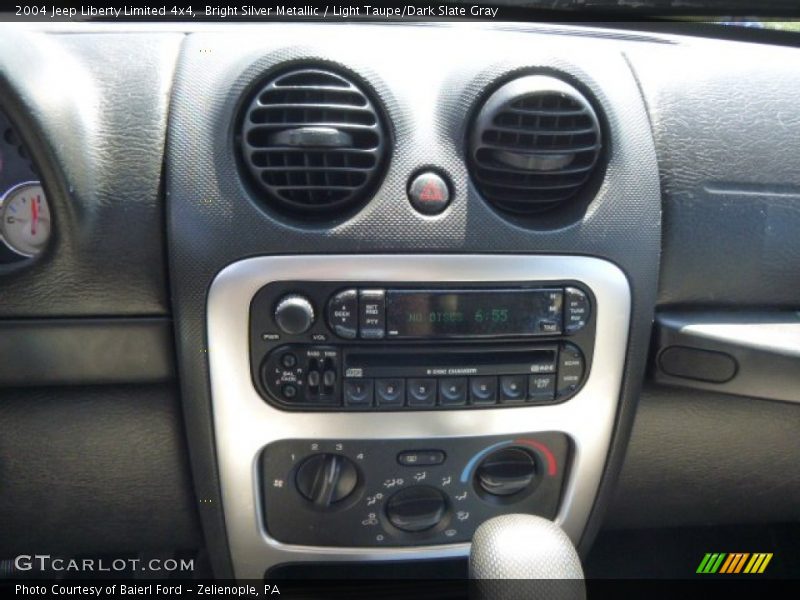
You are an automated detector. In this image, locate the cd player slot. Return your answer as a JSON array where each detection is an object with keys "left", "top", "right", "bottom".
[{"left": 344, "top": 346, "right": 558, "bottom": 379}]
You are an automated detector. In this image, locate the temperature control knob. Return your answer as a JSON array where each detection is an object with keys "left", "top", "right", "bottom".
[
  {"left": 295, "top": 453, "right": 358, "bottom": 508},
  {"left": 475, "top": 447, "right": 537, "bottom": 497},
  {"left": 385, "top": 486, "right": 448, "bottom": 532},
  {"left": 274, "top": 294, "right": 315, "bottom": 335}
]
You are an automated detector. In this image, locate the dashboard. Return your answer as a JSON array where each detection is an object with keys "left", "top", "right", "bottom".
[
  {"left": 166, "top": 23, "right": 660, "bottom": 577},
  {"left": 0, "top": 20, "right": 799, "bottom": 584}
]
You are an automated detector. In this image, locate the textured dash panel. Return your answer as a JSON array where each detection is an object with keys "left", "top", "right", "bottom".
[
  {"left": 626, "top": 41, "right": 800, "bottom": 307},
  {"left": 0, "top": 384, "right": 200, "bottom": 556},
  {"left": 166, "top": 25, "right": 662, "bottom": 575}
]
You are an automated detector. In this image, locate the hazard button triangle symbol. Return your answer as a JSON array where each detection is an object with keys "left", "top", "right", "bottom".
[
  {"left": 419, "top": 181, "right": 444, "bottom": 202},
  {"left": 409, "top": 172, "right": 451, "bottom": 215}
]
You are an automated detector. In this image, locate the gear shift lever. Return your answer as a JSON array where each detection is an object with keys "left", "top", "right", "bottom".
[{"left": 469, "top": 514, "right": 586, "bottom": 600}]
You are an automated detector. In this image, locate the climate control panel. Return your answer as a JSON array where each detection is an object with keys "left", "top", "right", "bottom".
[{"left": 260, "top": 433, "right": 569, "bottom": 547}]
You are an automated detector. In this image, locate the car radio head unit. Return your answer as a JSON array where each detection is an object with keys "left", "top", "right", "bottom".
[{"left": 249, "top": 281, "right": 595, "bottom": 411}]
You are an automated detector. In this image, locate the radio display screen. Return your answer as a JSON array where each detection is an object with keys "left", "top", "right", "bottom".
[{"left": 386, "top": 289, "right": 563, "bottom": 338}]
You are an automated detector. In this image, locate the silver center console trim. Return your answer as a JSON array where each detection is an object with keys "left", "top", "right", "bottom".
[
  {"left": 680, "top": 320, "right": 800, "bottom": 359},
  {"left": 207, "top": 254, "right": 631, "bottom": 578}
]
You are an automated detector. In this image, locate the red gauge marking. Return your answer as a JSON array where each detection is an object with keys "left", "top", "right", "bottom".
[
  {"left": 514, "top": 439, "right": 557, "bottom": 476},
  {"left": 30, "top": 195, "right": 39, "bottom": 236}
]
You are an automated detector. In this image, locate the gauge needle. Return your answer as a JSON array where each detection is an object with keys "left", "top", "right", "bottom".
[{"left": 30, "top": 195, "right": 39, "bottom": 236}]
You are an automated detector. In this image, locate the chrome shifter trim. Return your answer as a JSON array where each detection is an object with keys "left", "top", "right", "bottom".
[{"left": 207, "top": 255, "right": 631, "bottom": 578}]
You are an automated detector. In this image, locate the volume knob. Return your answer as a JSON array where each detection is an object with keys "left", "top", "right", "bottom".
[{"left": 274, "top": 294, "right": 315, "bottom": 335}]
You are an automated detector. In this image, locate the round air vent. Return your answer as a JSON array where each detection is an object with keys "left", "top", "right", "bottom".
[
  {"left": 469, "top": 75, "right": 602, "bottom": 215},
  {"left": 239, "top": 67, "right": 389, "bottom": 217}
]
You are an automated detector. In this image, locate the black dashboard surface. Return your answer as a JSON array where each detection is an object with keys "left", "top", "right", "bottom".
[
  {"left": 626, "top": 40, "right": 800, "bottom": 308},
  {"left": 0, "top": 31, "right": 181, "bottom": 317}
]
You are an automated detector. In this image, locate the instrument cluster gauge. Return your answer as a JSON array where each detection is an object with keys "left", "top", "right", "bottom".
[{"left": 0, "top": 182, "right": 51, "bottom": 257}]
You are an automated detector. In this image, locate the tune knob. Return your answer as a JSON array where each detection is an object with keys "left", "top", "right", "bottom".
[
  {"left": 274, "top": 294, "right": 315, "bottom": 335},
  {"left": 475, "top": 447, "right": 538, "bottom": 497},
  {"left": 295, "top": 453, "right": 358, "bottom": 508},
  {"left": 385, "top": 486, "right": 448, "bottom": 532}
]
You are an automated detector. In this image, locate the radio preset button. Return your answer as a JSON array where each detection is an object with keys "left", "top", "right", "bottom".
[
  {"left": 499, "top": 375, "right": 526, "bottom": 403},
  {"left": 528, "top": 374, "right": 556, "bottom": 402},
  {"left": 344, "top": 379, "right": 374, "bottom": 407},
  {"left": 565, "top": 287, "right": 590, "bottom": 334},
  {"left": 359, "top": 289, "right": 386, "bottom": 339},
  {"left": 376, "top": 379, "right": 405, "bottom": 407},
  {"left": 470, "top": 377, "right": 497, "bottom": 405},
  {"left": 407, "top": 378, "right": 437, "bottom": 407},
  {"left": 327, "top": 289, "right": 358, "bottom": 339},
  {"left": 439, "top": 378, "right": 468, "bottom": 406},
  {"left": 557, "top": 344, "right": 585, "bottom": 397}
]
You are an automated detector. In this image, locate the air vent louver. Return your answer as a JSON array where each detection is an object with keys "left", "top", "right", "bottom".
[
  {"left": 240, "top": 67, "right": 388, "bottom": 217},
  {"left": 469, "top": 75, "right": 602, "bottom": 215}
]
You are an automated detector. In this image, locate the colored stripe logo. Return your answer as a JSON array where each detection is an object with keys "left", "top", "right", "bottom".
[{"left": 697, "top": 553, "right": 773, "bottom": 574}]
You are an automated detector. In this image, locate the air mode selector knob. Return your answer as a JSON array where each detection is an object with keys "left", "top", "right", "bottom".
[
  {"left": 475, "top": 447, "right": 537, "bottom": 497},
  {"left": 274, "top": 294, "right": 315, "bottom": 335},
  {"left": 295, "top": 453, "right": 358, "bottom": 508},
  {"left": 385, "top": 486, "right": 448, "bottom": 532}
]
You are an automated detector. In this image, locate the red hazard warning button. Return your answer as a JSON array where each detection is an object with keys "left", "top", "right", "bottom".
[{"left": 408, "top": 171, "right": 451, "bottom": 215}]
